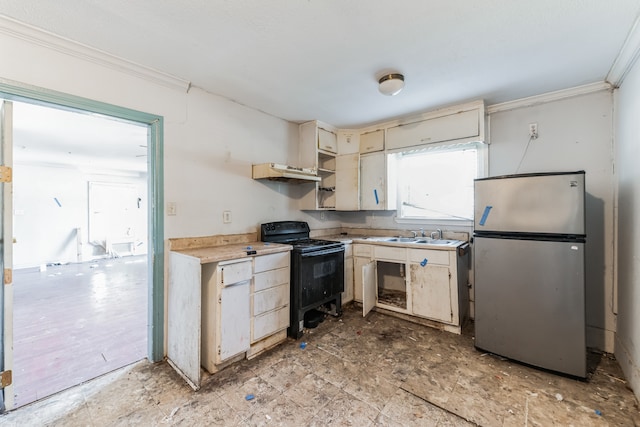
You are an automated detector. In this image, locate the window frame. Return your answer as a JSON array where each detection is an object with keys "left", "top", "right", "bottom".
[{"left": 390, "top": 139, "right": 488, "bottom": 228}]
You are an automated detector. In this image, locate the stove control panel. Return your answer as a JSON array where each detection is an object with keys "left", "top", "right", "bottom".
[{"left": 261, "top": 221, "right": 310, "bottom": 240}]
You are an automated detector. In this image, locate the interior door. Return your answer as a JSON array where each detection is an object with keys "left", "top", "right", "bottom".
[
  {"left": 362, "top": 261, "right": 376, "bottom": 316},
  {"left": 0, "top": 101, "right": 14, "bottom": 411}
]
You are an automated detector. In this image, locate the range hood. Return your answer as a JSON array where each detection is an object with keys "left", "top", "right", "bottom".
[{"left": 252, "top": 163, "right": 321, "bottom": 184}]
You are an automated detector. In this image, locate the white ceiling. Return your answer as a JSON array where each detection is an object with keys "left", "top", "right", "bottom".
[
  {"left": 1, "top": 1, "right": 640, "bottom": 129},
  {"left": 12, "top": 102, "right": 149, "bottom": 173}
]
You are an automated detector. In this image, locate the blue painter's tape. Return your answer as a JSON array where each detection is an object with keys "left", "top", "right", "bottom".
[
  {"left": 479, "top": 205, "right": 492, "bottom": 226},
  {"left": 374, "top": 189, "right": 379, "bottom": 205},
  {"left": 420, "top": 258, "right": 428, "bottom": 267}
]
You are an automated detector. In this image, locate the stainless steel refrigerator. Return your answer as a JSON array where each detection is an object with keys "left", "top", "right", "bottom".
[{"left": 473, "top": 171, "right": 586, "bottom": 377}]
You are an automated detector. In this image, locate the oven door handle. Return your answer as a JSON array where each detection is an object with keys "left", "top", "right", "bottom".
[{"left": 300, "top": 247, "right": 344, "bottom": 258}]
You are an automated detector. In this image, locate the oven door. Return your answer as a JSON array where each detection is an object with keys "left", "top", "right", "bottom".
[{"left": 296, "top": 247, "right": 344, "bottom": 309}]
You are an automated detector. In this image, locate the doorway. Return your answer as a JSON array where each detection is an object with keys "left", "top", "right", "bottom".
[
  {"left": 0, "top": 83, "right": 164, "bottom": 412},
  {"left": 10, "top": 101, "right": 150, "bottom": 407}
]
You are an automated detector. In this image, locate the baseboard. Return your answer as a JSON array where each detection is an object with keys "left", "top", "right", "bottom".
[
  {"left": 586, "top": 325, "right": 616, "bottom": 353},
  {"left": 614, "top": 335, "right": 640, "bottom": 402}
]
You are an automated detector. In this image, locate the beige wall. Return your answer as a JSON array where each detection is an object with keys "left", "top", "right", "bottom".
[
  {"left": 0, "top": 25, "right": 342, "bottom": 238},
  {"left": 614, "top": 60, "right": 640, "bottom": 400}
]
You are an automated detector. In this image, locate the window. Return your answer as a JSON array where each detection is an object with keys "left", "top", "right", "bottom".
[{"left": 392, "top": 142, "right": 484, "bottom": 222}]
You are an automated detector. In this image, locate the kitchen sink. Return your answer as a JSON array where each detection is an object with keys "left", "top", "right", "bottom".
[
  {"left": 363, "top": 236, "right": 461, "bottom": 246},
  {"left": 419, "top": 239, "right": 459, "bottom": 246},
  {"left": 385, "top": 237, "right": 418, "bottom": 242}
]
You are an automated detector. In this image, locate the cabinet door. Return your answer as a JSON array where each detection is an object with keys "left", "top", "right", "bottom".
[
  {"left": 410, "top": 264, "right": 453, "bottom": 323},
  {"left": 360, "top": 129, "right": 384, "bottom": 153},
  {"left": 386, "top": 109, "right": 480, "bottom": 150},
  {"left": 360, "top": 152, "right": 386, "bottom": 210},
  {"left": 363, "top": 261, "right": 377, "bottom": 317},
  {"left": 217, "top": 278, "right": 251, "bottom": 363},
  {"left": 342, "top": 256, "right": 354, "bottom": 304},
  {"left": 318, "top": 128, "right": 338, "bottom": 153},
  {"left": 353, "top": 256, "right": 370, "bottom": 302},
  {"left": 169, "top": 252, "right": 202, "bottom": 389},
  {"left": 336, "top": 153, "right": 360, "bottom": 210}
]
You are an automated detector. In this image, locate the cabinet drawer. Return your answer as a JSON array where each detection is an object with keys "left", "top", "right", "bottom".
[
  {"left": 253, "top": 266, "right": 289, "bottom": 292},
  {"left": 374, "top": 245, "right": 406, "bottom": 261},
  {"left": 253, "top": 251, "right": 290, "bottom": 274},
  {"left": 252, "top": 306, "right": 289, "bottom": 342},
  {"left": 360, "top": 129, "right": 384, "bottom": 153},
  {"left": 253, "top": 284, "right": 289, "bottom": 316},
  {"left": 219, "top": 260, "right": 252, "bottom": 285},
  {"left": 354, "top": 244, "right": 373, "bottom": 257},
  {"left": 408, "top": 249, "right": 450, "bottom": 266}
]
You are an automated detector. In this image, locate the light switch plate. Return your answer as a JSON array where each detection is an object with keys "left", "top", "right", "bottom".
[
  {"left": 223, "top": 210, "right": 232, "bottom": 223},
  {"left": 167, "top": 202, "right": 177, "bottom": 216}
]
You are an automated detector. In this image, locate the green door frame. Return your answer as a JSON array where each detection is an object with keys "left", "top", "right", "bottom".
[{"left": 0, "top": 79, "right": 165, "bottom": 362}]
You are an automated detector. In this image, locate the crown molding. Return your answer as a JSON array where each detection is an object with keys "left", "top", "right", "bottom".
[
  {"left": 486, "top": 82, "right": 612, "bottom": 114},
  {"left": 0, "top": 15, "right": 191, "bottom": 92},
  {"left": 607, "top": 13, "right": 640, "bottom": 87}
]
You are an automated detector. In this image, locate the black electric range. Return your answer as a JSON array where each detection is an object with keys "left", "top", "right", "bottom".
[{"left": 261, "top": 221, "right": 344, "bottom": 338}]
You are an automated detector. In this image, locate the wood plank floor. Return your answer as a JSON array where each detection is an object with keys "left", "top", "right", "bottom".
[{"left": 12, "top": 255, "right": 148, "bottom": 408}]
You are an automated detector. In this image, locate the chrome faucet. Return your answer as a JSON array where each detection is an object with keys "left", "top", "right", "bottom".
[
  {"left": 430, "top": 228, "right": 443, "bottom": 240},
  {"left": 420, "top": 228, "right": 426, "bottom": 237},
  {"left": 410, "top": 230, "right": 418, "bottom": 238}
]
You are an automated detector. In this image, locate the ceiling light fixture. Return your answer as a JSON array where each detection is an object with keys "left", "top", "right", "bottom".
[{"left": 378, "top": 73, "right": 405, "bottom": 96}]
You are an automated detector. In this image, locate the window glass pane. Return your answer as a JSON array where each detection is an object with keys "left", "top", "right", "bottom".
[{"left": 398, "top": 146, "right": 477, "bottom": 220}]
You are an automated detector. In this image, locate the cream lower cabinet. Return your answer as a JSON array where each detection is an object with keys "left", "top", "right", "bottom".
[
  {"left": 201, "top": 259, "right": 252, "bottom": 372},
  {"left": 341, "top": 243, "right": 354, "bottom": 305},
  {"left": 357, "top": 243, "right": 469, "bottom": 333},
  {"left": 249, "top": 252, "right": 290, "bottom": 358},
  {"left": 409, "top": 263, "right": 453, "bottom": 323},
  {"left": 168, "top": 248, "right": 291, "bottom": 390},
  {"left": 353, "top": 244, "right": 373, "bottom": 303}
]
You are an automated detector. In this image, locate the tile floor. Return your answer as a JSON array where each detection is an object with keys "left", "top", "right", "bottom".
[{"left": 2, "top": 306, "right": 639, "bottom": 426}]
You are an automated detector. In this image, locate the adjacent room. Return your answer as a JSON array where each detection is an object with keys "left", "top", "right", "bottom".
[
  {"left": 9, "top": 101, "right": 149, "bottom": 407},
  {"left": 0, "top": 2, "right": 639, "bottom": 426}
]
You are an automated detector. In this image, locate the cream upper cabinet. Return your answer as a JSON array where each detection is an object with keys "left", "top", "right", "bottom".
[
  {"left": 335, "top": 153, "right": 359, "bottom": 210},
  {"left": 299, "top": 101, "right": 483, "bottom": 210},
  {"left": 386, "top": 107, "right": 483, "bottom": 151},
  {"left": 338, "top": 130, "right": 359, "bottom": 154},
  {"left": 360, "top": 129, "right": 384, "bottom": 153},
  {"left": 299, "top": 121, "right": 338, "bottom": 210},
  {"left": 299, "top": 121, "right": 359, "bottom": 211},
  {"left": 318, "top": 127, "right": 338, "bottom": 153},
  {"left": 360, "top": 152, "right": 395, "bottom": 211}
]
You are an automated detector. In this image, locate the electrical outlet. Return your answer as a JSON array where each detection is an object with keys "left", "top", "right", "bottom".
[
  {"left": 320, "top": 212, "right": 325, "bottom": 220},
  {"left": 223, "top": 210, "right": 232, "bottom": 223},
  {"left": 529, "top": 123, "right": 538, "bottom": 139}
]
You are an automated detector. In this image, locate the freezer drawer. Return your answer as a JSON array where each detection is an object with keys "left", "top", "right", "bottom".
[
  {"left": 473, "top": 236, "right": 586, "bottom": 377},
  {"left": 474, "top": 171, "right": 585, "bottom": 235}
]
